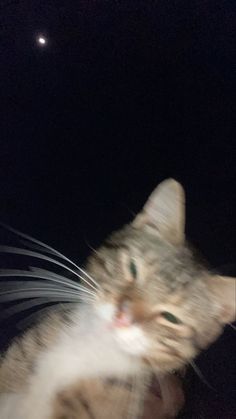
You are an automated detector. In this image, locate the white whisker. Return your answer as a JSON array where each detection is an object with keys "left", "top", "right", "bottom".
[
  {"left": 0, "top": 268, "right": 96, "bottom": 297},
  {"left": 228, "top": 323, "right": 236, "bottom": 331},
  {"left": 0, "top": 246, "right": 98, "bottom": 291},
  {"left": 0, "top": 222, "right": 101, "bottom": 290},
  {"left": 29, "top": 267, "right": 96, "bottom": 296},
  {"left": 0, "top": 286, "right": 95, "bottom": 304},
  {"left": 189, "top": 360, "right": 215, "bottom": 391},
  {"left": 1, "top": 298, "right": 86, "bottom": 319}
]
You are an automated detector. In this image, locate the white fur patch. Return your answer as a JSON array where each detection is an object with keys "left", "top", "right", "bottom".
[
  {"left": 95, "top": 302, "right": 150, "bottom": 356},
  {"left": 114, "top": 325, "right": 149, "bottom": 356},
  {"left": 0, "top": 304, "right": 144, "bottom": 419},
  {"left": 95, "top": 301, "right": 116, "bottom": 322}
]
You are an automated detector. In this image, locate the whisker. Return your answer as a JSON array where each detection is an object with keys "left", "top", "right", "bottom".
[
  {"left": 228, "top": 323, "right": 236, "bottom": 331},
  {"left": 189, "top": 360, "right": 216, "bottom": 391},
  {"left": 0, "top": 246, "right": 98, "bottom": 291},
  {"left": 0, "top": 298, "right": 77, "bottom": 319},
  {"left": 0, "top": 281, "right": 93, "bottom": 299},
  {"left": 0, "top": 268, "right": 96, "bottom": 297},
  {"left": 29, "top": 267, "right": 96, "bottom": 295},
  {"left": 0, "top": 222, "right": 101, "bottom": 290},
  {"left": 0, "top": 286, "right": 95, "bottom": 302},
  {"left": 25, "top": 241, "right": 101, "bottom": 291},
  {"left": 16, "top": 304, "right": 74, "bottom": 330}
]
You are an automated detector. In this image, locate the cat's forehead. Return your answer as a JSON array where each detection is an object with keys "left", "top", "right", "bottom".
[{"left": 103, "top": 225, "right": 205, "bottom": 288}]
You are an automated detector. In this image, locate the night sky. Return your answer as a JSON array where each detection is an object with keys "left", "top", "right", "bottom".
[{"left": 1, "top": 1, "right": 236, "bottom": 417}]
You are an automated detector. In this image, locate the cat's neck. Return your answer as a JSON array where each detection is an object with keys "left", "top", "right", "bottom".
[{"left": 0, "top": 304, "right": 144, "bottom": 419}]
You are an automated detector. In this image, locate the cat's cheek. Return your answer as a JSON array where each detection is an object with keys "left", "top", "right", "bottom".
[
  {"left": 95, "top": 302, "right": 116, "bottom": 323},
  {"left": 195, "top": 322, "right": 223, "bottom": 349},
  {"left": 148, "top": 341, "right": 195, "bottom": 372}
]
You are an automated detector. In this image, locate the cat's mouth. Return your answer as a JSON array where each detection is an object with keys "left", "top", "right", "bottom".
[
  {"left": 112, "top": 320, "right": 182, "bottom": 363},
  {"left": 97, "top": 302, "right": 182, "bottom": 365}
]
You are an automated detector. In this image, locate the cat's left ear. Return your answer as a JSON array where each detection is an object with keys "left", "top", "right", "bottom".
[
  {"left": 207, "top": 275, "right": 236, "bottom": 323},
  {"left": 133, "top": 178, "right": 185, "bottom": 244}
]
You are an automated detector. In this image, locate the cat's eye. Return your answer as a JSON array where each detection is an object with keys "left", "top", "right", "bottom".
[
  {"left": 129, "top": 260, "right": 137, "bottom": 279},
  {"left": 161, "top": 311, "right": 182, "bottom": 325}
]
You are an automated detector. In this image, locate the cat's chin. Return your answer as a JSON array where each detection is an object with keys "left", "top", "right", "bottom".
[
  {"left": 113, "top": 326, "right": 185, "bottom": 373},
  {"left": 113, "top": 324, "right": 150, "bottom": 357}
]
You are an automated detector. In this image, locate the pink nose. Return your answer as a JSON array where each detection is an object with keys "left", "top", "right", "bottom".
[
  {"left": 113, "top": 312, "right": 132, "bottom": 327},
  {"left": 113, "top": 298, "right": 133, "bottom": 327}
]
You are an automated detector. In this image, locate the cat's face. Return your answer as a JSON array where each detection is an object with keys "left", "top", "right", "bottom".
[{"left": 86, "top": 179, "right": 235, "bottom": 373}]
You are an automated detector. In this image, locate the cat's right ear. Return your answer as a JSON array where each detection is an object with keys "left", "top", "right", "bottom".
[
  {"left": 207, "top": 275, "right": 236, "bottom": 324},
  {"left": 132, "top": 179, "right": 185, "bottom": 244}
]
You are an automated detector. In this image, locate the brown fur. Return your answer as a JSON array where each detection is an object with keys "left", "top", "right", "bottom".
[
  {"left": 0, "top": 310, "right": 67, "bottom": 392},
  {"left": 52, "top": 375, "right": 185, "bottom": 419}
]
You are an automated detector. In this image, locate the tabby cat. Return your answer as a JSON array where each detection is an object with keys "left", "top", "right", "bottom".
[{"left": 0, "top": 179, "right": 235, "bottom": 419}]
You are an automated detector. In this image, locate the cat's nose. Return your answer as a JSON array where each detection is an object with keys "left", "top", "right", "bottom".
[{"left": 113, "top": 298, "right": 133, "bottom": 327}]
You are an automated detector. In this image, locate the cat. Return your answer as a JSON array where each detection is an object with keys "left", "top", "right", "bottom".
[{"left": 0, "top": 178, "right": 235, "bottom": 419}]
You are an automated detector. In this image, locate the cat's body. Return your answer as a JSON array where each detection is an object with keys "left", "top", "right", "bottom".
[
  {"left": 0, "top": 305, "right": 184, "bottom": 419},
  {"left": 0, "top": 305, "right": 142, "bottom": 419},
  {"left": 0, "top": 179, "right": 235, "bottom": 419}
]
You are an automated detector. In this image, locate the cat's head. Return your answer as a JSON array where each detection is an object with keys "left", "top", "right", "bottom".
[{"left": 86, "top": 179, "right": 235, "bottom": 372}]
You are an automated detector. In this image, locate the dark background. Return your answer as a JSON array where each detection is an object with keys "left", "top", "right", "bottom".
[{"left": 0, "top": 1, "right": 235, "bottom": 417}]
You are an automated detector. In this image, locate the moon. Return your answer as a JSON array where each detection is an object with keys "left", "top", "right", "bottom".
[{"left": 37, "top": 36, "right": 47, "bottom": 46}]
